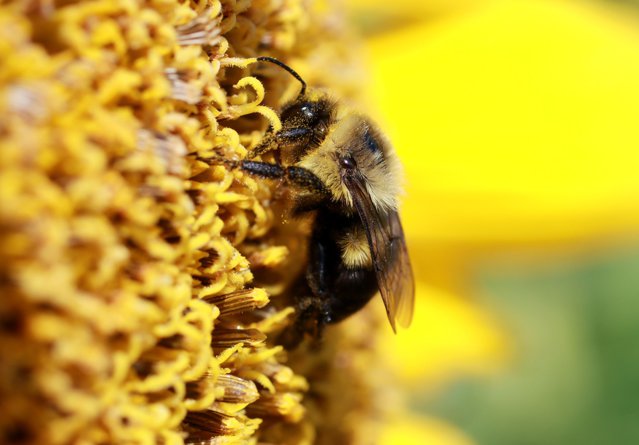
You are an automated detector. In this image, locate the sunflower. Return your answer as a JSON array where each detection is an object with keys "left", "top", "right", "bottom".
[{"left": 0, "top": 1, "right": 392, "bottom": 444}]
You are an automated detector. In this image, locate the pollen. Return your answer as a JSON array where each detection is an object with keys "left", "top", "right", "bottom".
[{"left": 1, "top": 1, "right": 390, "bottom": 445}]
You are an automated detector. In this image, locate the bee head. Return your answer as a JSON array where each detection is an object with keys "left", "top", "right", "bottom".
[
  {"left": 276, "top": 94, "right": 336, "bottom": 157},
  {"left": 300, "top": 113, "right": 403, "bottom": 212},
  {"left": 253, "top": 57, "right": 402, "bottom": 213}
]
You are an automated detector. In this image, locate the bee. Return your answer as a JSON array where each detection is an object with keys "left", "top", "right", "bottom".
[{"left": 240, "top": 57, "right": 414, "bottom": 342}]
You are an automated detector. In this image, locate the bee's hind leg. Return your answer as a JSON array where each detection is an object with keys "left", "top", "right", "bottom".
[{"left": 279, "top": 294, "right": 330, "bottom": 349}]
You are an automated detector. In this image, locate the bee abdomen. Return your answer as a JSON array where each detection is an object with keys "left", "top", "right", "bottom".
[
  {"left": 325, "top": 266, "right": 378, "bottom": 323},
  {"left": 306, "top": 210, "right": 379, "bottom": 324},
  {"left": 338, "top": 228, "right": 372, "bottom": 269}
]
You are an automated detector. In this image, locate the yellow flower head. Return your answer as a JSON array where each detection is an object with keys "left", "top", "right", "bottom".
[{"left": 0, "top": 0, "right": 389, "bottom": 444}]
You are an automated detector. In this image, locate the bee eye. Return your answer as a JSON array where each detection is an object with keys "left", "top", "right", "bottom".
[
  {"left": 340, "top": 156, "right": 356, "bottom": 170},
  {"left": 364, "top": 128, "right": 381, "bottom": 154}
]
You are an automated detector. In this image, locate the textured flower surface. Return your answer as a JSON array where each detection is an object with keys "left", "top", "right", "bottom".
[
  {"left": 0, "top": 1, "right": 389, "bottom": 444},
  {"left": 6, "top": 0, "right": 639, "bottom": 444}
]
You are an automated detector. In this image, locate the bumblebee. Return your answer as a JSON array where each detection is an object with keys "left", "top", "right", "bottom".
[{"left": 241, "top": 57, "right": 414, "bottom": 341}]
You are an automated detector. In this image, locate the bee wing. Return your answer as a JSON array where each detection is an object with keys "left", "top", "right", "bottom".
[{"left": 345, "top": 174, "right": 415, "bottom": 332}]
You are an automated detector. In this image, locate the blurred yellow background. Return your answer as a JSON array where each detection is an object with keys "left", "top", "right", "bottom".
[{"left": 344, "top": 0, "right": 639, "bottom": 443}]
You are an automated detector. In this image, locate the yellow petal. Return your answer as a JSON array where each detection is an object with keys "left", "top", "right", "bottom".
[
  {"left": 382, "top": 283, "right": 509, "bottom": 387},
  {"left": 367, "top": 1, "right": 639, "bottom": 248}
]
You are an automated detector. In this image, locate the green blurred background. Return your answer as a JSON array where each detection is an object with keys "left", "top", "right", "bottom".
[{"left": 433, "top": 245, "right": 639, "bottom": 445}]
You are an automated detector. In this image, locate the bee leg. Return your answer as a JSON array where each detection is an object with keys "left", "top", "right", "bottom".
[
  {"left": 276, "top": 128, "right": 312, "bottom": 142},
  {"left": 240, "top": 161, "right": 330, "bottom": 197},
  {"left": 246, "top": 131, "right": 277, "bottom": 159},
  {"left": 292, "top": 195, "right": 326, "bottom": 215},
  {"left": 247, "top": 127, "right": 312, "bottom": 159},
  {"left": 297, "top": 296, "right": 327, "bottom": 335},
  {"left": 240, "top": 160, "right": 285, "bottom": 178},
  {"left": 278, "top": 271, "right": 332, "bottom": 349},
  {"left": 279, "top": 295, "right": 328, "bottom": 349}
]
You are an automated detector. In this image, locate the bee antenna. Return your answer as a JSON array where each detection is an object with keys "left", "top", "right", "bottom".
[{"left": 256, "top": 56, "right": 307, "bottom": 97}]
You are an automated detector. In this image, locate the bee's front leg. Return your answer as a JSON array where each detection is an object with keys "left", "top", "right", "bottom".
[
  {"left": 240, "top": 161, "right": 329, "bottom": 196},
  {"left": 246, "top": 127, "right": 313, "bottom": 159},
  {"left": 246, "top": 131, "right": 276, "bottom": 159}
]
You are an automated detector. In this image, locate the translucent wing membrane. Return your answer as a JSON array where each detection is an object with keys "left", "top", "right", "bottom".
[{"left": 345, "top": 174, "right": 415, "bottom": 332}]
